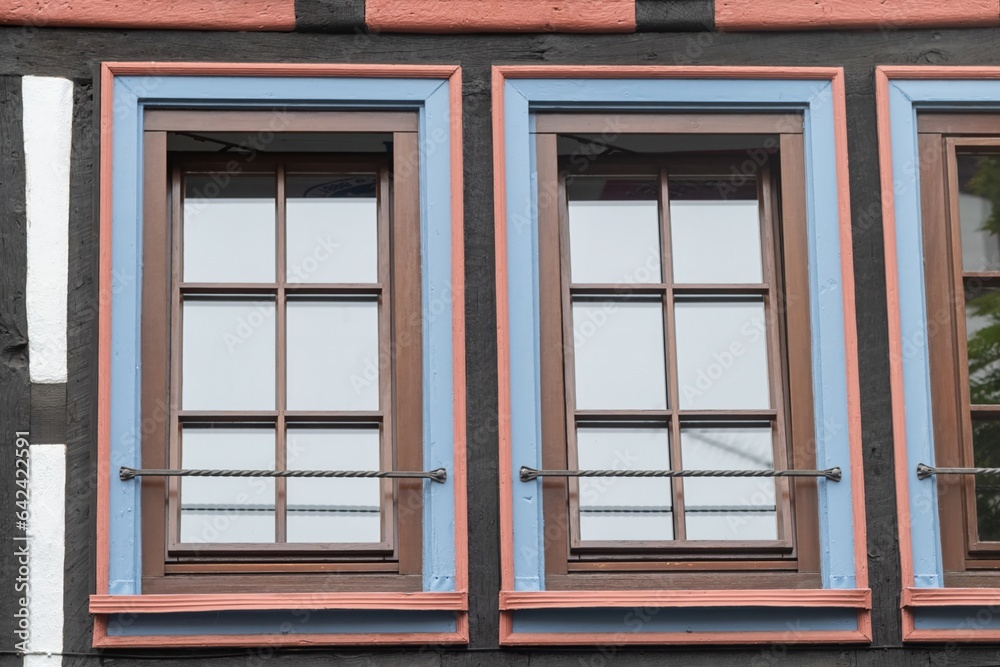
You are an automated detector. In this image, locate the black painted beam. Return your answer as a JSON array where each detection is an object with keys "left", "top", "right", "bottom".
[
  {"left": 30, "top": 384, "right": 66, "bottom": 446},
  {"left": 636, "top": 0, "right": 714, "bottom": 31},
  {"left": 295, "top": 0, "right": 365, "bottom": 33},
  {"left": 0, "top": 74, "right": 28, "bottom": 667},
  {"left": 62, "top": 77, "right": 98, "bottom": 666}
]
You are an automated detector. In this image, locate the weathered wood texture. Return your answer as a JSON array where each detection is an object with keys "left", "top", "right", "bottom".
[
  {"left": 1, "top": 23, "right": 997, "bottom": 666},
  {"left": 637, "top": 0, "right": 714, "bottom": 31},
  {"left": 294, "top": 0, "right": 365, "bottom": 33},
  {"left": 0, "top": 75, "right": 27, "bottom": 667},
  {"left": 716, "top": 0, "right": 1000, "bottom": 31},
  {"left": 30, "top": 382, "right": 66, "bottom": 445},
  {"left": 0, "top": 1, "right": 295, "bottom": 31},
  {"left": 462, "top": 61, "right": 502, "bottom": 649},
  {"left": 62, "top": 78, "right": 97, "bottom": 667},
  {"left": 365, "top": 0, "right": 636, "bottom": 33}
]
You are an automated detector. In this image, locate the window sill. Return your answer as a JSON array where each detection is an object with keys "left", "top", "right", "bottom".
[
  {"left": 500, "top": 588, "right": 870, "bottom": 610},
  {"left": 90, "top": 591, "right": 467, "bottom": 614},
  {"left": 902, "top": 585, "right": 1000, "bottom": 642}
]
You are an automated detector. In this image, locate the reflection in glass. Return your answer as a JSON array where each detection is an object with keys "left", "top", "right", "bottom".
[
  {"left": 681, "top": 425, "right": 777, "bottom": 540},
  {"left": 973, "top": 420, "right": 1000, "bottom": 542},
  {"left": 669, "top": 179, "right": 762, "bottom": 284},
  {"left": 183, "top": 174, "right": 276, "bottom": 283},
  {"left": 956, "top": 153, "right": 1000, "bottom": 272},
  {"left": 286, "top": 300, "right": 380, "bottom": 411},
  {"left": 182, "top": 300, "right": 275, "bottom": 411},
  {"left": 180, "top": 427, "right": 275, "bottom": 543},
  {"left": 286, "top": 174, "right": 378, "bottom": 284},
  {"left": 286, "top": 428, "right": 382, "bottom": 543},
  {"left": 577, "top": 427, "right": 672, "bottom": 541},
  {"left": 675, "top": 298, "right": 771, "bottom": 411},
  {"left": 572, "top": 300, "right": 667, "bottom": 410},
  {"left": 966, "top": 287, "right": 1000, "bottom": 405},
  {"left": 566, "top": 177, "right": 661, "bottom": 284}
]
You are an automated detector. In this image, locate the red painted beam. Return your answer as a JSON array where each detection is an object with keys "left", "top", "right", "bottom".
[
  {"left": 717, "top": 0, "right": 1000, "bottom": 31},
  {"left": 366, "top": 0, "right": 635, "bottom": 33},
  {"left": 0, "top": 0, "right": 295, "bottom": 31}
]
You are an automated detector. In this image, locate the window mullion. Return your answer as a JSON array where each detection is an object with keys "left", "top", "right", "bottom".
[
  {"left": 275, "top": 163, "right": 288, "bottom": 544},
  {"left": 660, "top": 167, "right": 686, "bottom": 542},
  {"left": 377, "top": 164, "right": 396, "bottom": 555},
  {"left": 168, "top": 166, "right": 184, "bottom": 550},
  {"left": 760, "top": 164, "right": 793, "bottom": 545}
]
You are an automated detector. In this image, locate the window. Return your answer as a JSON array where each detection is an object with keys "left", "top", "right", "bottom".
[
  {"left": 91, "top": 64, "right": 466, "bottom": 648},
  {"left": 139, "top": 116, "right": 423, "bottom": 593},
  {"left": 917, "top": 114, "right": 1000, "bottom": 587},
  {"left": 535, "top": 126, "right": 820, "bottom": 588},
  {"left": 495, "top": 67, "right": 868, "bottom": 646},
  {"left": 876, "top": 68, "right": 1000, "bottom": 641}
]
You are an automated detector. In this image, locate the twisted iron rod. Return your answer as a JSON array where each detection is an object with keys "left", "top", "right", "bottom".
[
  {"left": 519, "top": 466, "right": 841, "bottom": 483},
  {"left": 119, "top": 466, "right": 447, "bottom": 483},
  {"left": 917, "top": 463, "right": 1000, "bottom": 480}
]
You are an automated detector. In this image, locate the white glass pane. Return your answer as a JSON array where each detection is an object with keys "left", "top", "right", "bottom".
[
  {"left": 577, "top": 427, "right": 672, "bottom": 542},
  {"left": 286, "top": 300, "right": 380, "bottom": 411},
  {"left": 183, "top": 174, "right": 275, "bottom": 283},
  {"left": 669, "top": 179, "right": 763, "bottom": 284},
  {"left": 286, "top": 428, "right": 382, "bottom": 543},
  {"left": 286, "top": 175, "right": 378, "bottom": 284},
  {"left": 182, "top": 300, "right": 275, "bottom": 411},
  {"left": 684, "top": 513, "right": 777, "bottom": 541},
  {"left": 957, "top": 154, "right": 1000, "bottom": 272},
  {"left": 675, "top": 299, "right": 771, "bottom": 410},
  {"left": 567, "top": 176, "right": 661, "bottom": 284},
  {"left": 681, "top": 425, "right": 777, "bottom": 541},
  {"left": 573, "top": 300, "right": 667, "bottom": 410},
  {"left": 180, "top": 428, "right": 275, "bottom": 543}
]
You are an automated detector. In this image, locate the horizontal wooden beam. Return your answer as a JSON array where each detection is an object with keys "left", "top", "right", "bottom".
[
  {"left": 366, "top": 0, "right": 635, "bottom": 33},
  {"left": 0, "top": 0, "right": 296, "bottom": 31},
  {"left": 716, "top": 0, "right": 1000, "bottom": 31}
]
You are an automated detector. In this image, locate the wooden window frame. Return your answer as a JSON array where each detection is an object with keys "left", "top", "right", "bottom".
[
  {"left": 918, "top": 112, "right": 1000, "bottom": 588},
  {"left": 535, "top": 115, "right": 820, "bottom": 590},
  {"left": 139, "top": 110, "right": 424, "bottom": 594}
]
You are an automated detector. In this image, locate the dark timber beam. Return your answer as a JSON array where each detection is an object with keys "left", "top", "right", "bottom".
[
  {"left": 0, "top": 74, "right": 28, "bottom": 667},
  {"left": 295, "top": 0, "right": 365, "bottom": 33},
  {"left": 636, "top": 0, "right": 714, "bottom": 32}
]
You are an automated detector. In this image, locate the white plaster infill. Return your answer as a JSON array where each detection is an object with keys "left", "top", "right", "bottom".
[
  {"left": 23, "top": 444, "right": 66, "bottom": 666},
  {"left": 23, "top": 75, "right": 73, "bottom": 384}
]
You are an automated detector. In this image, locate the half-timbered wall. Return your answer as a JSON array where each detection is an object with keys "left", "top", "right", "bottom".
[{"left": 7, "top": 3, "right": 1000, "bottom": 664}]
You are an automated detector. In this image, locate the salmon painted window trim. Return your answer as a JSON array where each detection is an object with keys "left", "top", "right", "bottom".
[
  {"left": 493, "top": 66, "right": 868, "bottom": 646},
  {"left": 91, "top": 63, "right": 467, "bottom": 648},
  {"left": 877, "top": 66, "right": 1000, "bottom": 642}
]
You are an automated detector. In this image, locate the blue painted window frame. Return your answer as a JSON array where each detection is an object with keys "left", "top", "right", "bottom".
[
  {"left": 885, "top": 76, "right": 1000, "bottom": 632},
  {"left": 104, "top": 73, "right": 458, "bottom": 637},
  {"left": 501, "top": 74, "right": 863, "bottom": 635}
]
